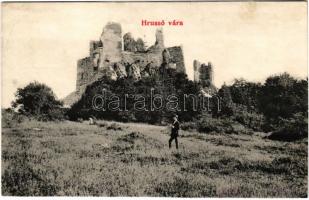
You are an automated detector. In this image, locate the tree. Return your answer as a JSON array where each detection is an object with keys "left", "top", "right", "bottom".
[
  {"left": 258, "top": 73, "right": 307, "bottom": 121},
  {"left": 12, "top": 82, "right": 62, "bottom": 116},
  {"left": 229, "top": 78, "right": 262, "bottom": 111},
  {"left": 67, "top": 71, "right": 202, "bottom": 123},
  {"left": 218, "top": 83, "right": 234, "bottom": 116},
  {"left": 135, "top": 38, "right": 146, "bottom": 52}
]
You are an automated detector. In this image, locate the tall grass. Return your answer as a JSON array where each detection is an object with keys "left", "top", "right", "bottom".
[{"left": 2, "top": 118, "right": 307, "bottom": 197}]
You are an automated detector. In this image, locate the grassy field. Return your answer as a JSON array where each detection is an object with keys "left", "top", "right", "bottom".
[{"left": 1, "top": 119, "right": 308, "bottom": 197}]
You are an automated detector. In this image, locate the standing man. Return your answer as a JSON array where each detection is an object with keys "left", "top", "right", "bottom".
[{"left": 169, "top": 115, "right": 180, "bottom": 149}]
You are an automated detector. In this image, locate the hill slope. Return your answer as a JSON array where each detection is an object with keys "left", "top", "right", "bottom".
[{"left": 2, "top": 120, "right": 307, "bottom": 197}]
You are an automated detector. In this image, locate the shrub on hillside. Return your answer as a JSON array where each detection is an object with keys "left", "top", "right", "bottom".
[
  {"left": 116, "top": 112, "right": 136, "bottom": 122},
  {"left": 35, "top": 107, "right": 68, "bottom": 121},
  {"left": 106, "top": 123, "right": 123, "bottom": 131},
  {"left": 180, "top": 121, "right": 198, "bottom": 131},
  {"left": 233, "top": 108, "right": 265, "bottom": 131},
  {"left": 198, "top": 117, "right": 229, "bottom": 133},
  {"left": 197, "top": 116, "right": 251, "bottom": 135},
  {"left": 267, "top": 113, "right": 308, "bottom": 141},
  {"left": 2, "top": 109, "right": 26, "bottom": 128},
  {"left": 230, "top": 122, "right": 252, "bottom": 135}
]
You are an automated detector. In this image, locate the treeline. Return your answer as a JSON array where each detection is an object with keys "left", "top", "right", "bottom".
[
  {"left": 215, "top": 73, "right": 307, "bottom": 140},
  {"left": 67, "top": 70, "right": 204, "bottom": 123},
  {"left": 7, "top": 72, "right": 308, "bottom": 141}
]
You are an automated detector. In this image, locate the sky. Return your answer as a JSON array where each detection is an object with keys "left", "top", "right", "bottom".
[{"left": 2, "top": 2, "right": 307, "bottom": 108}]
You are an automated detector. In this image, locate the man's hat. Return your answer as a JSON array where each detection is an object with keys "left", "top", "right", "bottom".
[{"left": 174, "top": 114, "right": 178, "bottom": 118}]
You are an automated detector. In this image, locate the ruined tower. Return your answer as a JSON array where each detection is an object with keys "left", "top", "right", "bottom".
[
  {"left": 193, "top": 60, "right": 201, "bottom": 81},
  {"left": 99, "top": 22, "right": 122, "bottom": 69},
  {"left": 193, "top": 60, "right": 214, "bottom": 88},
  {"left": 155, "top": 28, "right": 164, "bottom": 47}
]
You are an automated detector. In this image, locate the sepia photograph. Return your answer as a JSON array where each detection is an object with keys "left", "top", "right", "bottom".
[{"left": 1, "top": 1, "right": 308, "bottom": 197}]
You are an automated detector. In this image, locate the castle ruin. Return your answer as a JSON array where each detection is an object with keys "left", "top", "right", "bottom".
[
  {"left": 63, "top": 22, "right": 214, "bottom": 106},
  {"left": 76, "top": 22, "right": 185, "bottom": 95}
]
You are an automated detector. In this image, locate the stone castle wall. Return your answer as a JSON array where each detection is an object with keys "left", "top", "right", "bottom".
[
  {"left": 75, "top": 22, "right": 186, "bottom": 94},
  {"left": 167, "top": 46, "right": 185, "bottom": 73},
  {"left": 122, "top": 52, "right": 162, "bottom": 69},
  {"left": 76, "top": 57, "right": 95, "bottom": 93},
  {"left": 63, "top": 23, "right": 217, "bottom": 106}
]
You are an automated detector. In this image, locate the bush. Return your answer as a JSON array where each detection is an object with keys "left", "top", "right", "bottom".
[
  {"left": 197, "top": 116, "right": 251, "bottom": 135},
  {"left": 181, "top": 121, "right": 198, "bottom": 131},
  {"left": 35, "top": 107, "right": 68, "bottom": 121},
  {"left": 97, "top": 121, "right": 108, "bottom": 128},
  {"left": 233, "top": 108, "right": 265, "bottom": 131},
  {"left": 106, "top": 123, "right": 123, "bottom": 131},
  {"left": 267, "top": 113, "right": 308, "bottom": 141},
  {"left": 116, "top": 112, "right": 136, "bottom": 122},
  {"left": 2, "top": 109, "right": 26, "bottom": 128},
  {"left": 197, "top": 117, "right": 231, "bottom": 133},
  {"left": 230, "top": 122, "right": 252, "bottom": 135}
]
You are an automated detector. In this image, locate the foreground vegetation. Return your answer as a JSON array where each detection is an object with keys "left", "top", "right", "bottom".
[
  {"left": 9, "top": 72, "right": 308, "bottom": 142},
  {"left": 2, "top": 118, "right": 307, "bottom": 197},
  {"left": 4, "top": 72, "right": 307, "bottom": 196},
  {"left": 67, "top": 72, "right": 307, "bottom": 141}
]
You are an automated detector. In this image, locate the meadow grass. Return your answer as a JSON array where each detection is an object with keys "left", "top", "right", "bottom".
[{"left": 2, "top": 119, "right": 307, "bottom": 197}]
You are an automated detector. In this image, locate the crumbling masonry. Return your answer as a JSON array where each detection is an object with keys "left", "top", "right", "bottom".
[
  {"left": 76, "top": 22, "right": 185, "bottom": 95},
  {"left": 63, "top": 22, "right": 214, "bottom": 106}
]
